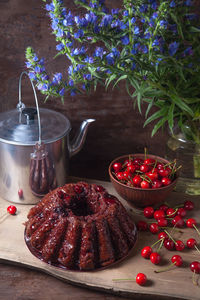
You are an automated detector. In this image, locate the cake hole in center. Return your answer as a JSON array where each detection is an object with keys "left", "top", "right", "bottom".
[{"left": 70, "top": 196, "right": 94, "bottom": 216}]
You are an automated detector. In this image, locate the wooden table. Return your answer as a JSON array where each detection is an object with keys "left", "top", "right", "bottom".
[{"left": 0, "top": 178, "right": 199, "bottom": 300}]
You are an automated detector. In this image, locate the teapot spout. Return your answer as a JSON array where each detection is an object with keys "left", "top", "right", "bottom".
[{"left": 69, "top": 119, "right": 95, "bottom": 158}]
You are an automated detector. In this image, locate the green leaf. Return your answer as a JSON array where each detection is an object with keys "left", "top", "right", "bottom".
[
  {"left": 105, "top": 74, "right": 117, "bottom": 89},
  {"left": 151, "top": 116, "right": 168, "bottom": 137},
  {"left": 171, "top": 94, "right": 194, "bottom": 117},
  {"left": 189, "top": 26, "right": 200, "bottom": 33},
  {"left": 113, "top": 74, "right": 127, "bottom": 89},
  {"left": 143, "top": 107, "right": 168, "bottom": 127},
  {"left": 145, "top": 99, "right": 154, "bottom": 118},
  {"left": 168, "top": 103, "right": 175, "bottom": 133}
]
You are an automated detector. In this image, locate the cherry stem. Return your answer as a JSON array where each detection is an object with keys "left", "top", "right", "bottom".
[
  {"left": 193, "top": 224, "right": 200, "bottom": 237},
  {"left": 154, "top": 262, "right": 176, "bottom": 273},
  {"left": 112, "top": 278, "right": 134, "bottom": 282},
  {"left": 194, "top": 245, "right": 200, "bottom": 255},
  {"left": 152, "top": 160, "right": 157, "bottom": 172},
  {"left": 166, "top": 208, "right": 178, "bottom": 217},
  {"left": 151, "top": 237, "right": 164, "bottom": 248},
  {"left": 164, "top": 230, "right": 176, "bottom": 244},
  {"left": 144, "top": 147, "right": 147, "bottom": 160},
  {"left": 192, "top": 271, "right": 198, "bottom": 286},
  {"left": 157, "top": 238, "right": 164, "bottom": 253}
]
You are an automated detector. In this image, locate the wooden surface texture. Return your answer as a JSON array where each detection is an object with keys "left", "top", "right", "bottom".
[{"left": 0, "top": 178, "right": 200, "bottom": 300}]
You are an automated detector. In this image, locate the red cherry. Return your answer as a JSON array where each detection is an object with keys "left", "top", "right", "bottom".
[
  {"left": 127, "top": 164, "right": 135, "bottom": 173},
  {"left": 159, "top": 204, "right": 169, "bottom": 213},
  {"left": 134, "top": 158, "right": 144, "bottom": 164},
  {"left": 166, "top": 208, "right": 177, "bottom": 218},
  {"left": 140, "top": 164, "right": 149, "bottom": 173},
  {"left": 146, "top": 169, "right": 158, "bottom": 181},
  {"left": 154, "top": 210, "right": 165, "bottom": 220},
  {"left": 143, "top": 206, "right": 154, "bottom": 218},
  {"left": 149, "top": 223, "right": 159, "bottom": 234},
  {"left": 161, "top": 177, "right": 172, "bottom": 186},
  {"left": 175, "top": 240, "right": 185, "bottom": 251},
  {"left": 177, "top": 208, "right": 186, "bottom": 218},
  {"left": 158, "top": 231, "right": 168, "bottom": 240},
  {"left": 186, "top": 218, "right": 197, "bottom": 228},
  {"left": 171, "top": 255, "right": 183, "bottom": 267},
  {"left": 140, "top": 180, "right": 150, "bottom": 189},
  {"left": 190, "top": 261, "right": 200, "bottom": 274},
  {"left": 150, "top": 252, "right": 161, "bottom": 264},
  {"left": 116, "top": 172, "right": 125, "bottom": 181},
  {"left": 164, "top": 238, "right": 175, "bottom": 251},
  {"left": 157, "top": 162, "right": 164, "bottom": 170},
  {"left": 184, "top": 200, "right": 194, "bottom": 211},
  {"left": 141, "top": 246, "right": 153, "bottom": 259},
  {"left": 136, "top": 273, "right": 147, "bottom": 286},
  {"left": 157, "top": 218, "right": 168, "bottom": 227},
  {"left": 187, "top": 238, "right": 197, "bottom": 249},
  {"left": 137, "top": 220, "right": 148, "bottom": 231},
  {"left": 133, "top": 163, "right": 140, "bottom": 170},
  {"left": 158, "top": 167, "right": 171, "bottom": 177},
  {"left": 112, "top": 162, "right": 122, "bottom": 172},
  {"left": 171, "top": 216, "right": 185, "bottom": 228},
  {"left": 123, "top": 171, "right": 130, "bottom": 180},
  {"left": 7, "top": 205, "right": 17, "bottom": 215},
  {"left": 132, "top": 175, "right": 142, "bottom": 186},
  {"left": 152, "top": 179, "right": 162, "bottom": 189},
  {"left": 144, "top": 158, "right": 155, "bottom": 165}
]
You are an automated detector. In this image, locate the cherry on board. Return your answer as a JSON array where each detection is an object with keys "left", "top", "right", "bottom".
[
  {"left": 186, "top": 238, "right": 197, "bottom": 249},
  {"left": 149, "top": 223, "right": 159, "bottom": 234},
  {"left": 137, "top": 220, "right": 148, "bottom": 231},
  {"left": 141, "top": 246, "right": 153, "bottom": 259},
  {"left": 175, "top": 240, "right": 185, "bottom": 251},
  {"left": 150, "top": 252, "right": 161, "bottom": 265},
  {"left": 136, "top": 273, "right": 147, "bottom": 286},
  {"left": 184, "top": 200, "right": 194, "bottom": 211},
  {"left": 143, "top": 206, "right": 154, "bottom": 218}
]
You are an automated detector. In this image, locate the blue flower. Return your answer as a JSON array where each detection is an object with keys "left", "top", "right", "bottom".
[
  {"left": 185, "top": 0, "right": 193, "bottom": 6},
  {"left": 131, "top": 17, "right": 136, "bottom": 24},
  {"left": 52, "top": 73, "right": 63, "bottom": 85},
  {"left": 139, "top": 4, "right": 148, "bottom": 13},
  {"left": 29, "top": 72, "right": 37, "bottom": 80},
  {"left": 134, "top": 26, "right": 140, "bottom": 35},
  {"left": 94, "top": 47, "right": 104, "bottom": 59},
  {"left": 56, "top": 43, "right": 64, "bottom": 51},
  {"left": 59, "top": 88, "right": 65, "bottom": 96},
  {"left": 112, "top": 48, "right": 120, "bottom": 58},
  {"left": 169, "top": 41, "right": 179, "bottom": 56},
  {"left": 63, "top": 11, "right": 74, "bottom": 26},
  {"left": 45, "top": 3, "right": 55, "bottom": 12},
  {"left": 39, "top": 58, "right": 44, "bottom": 65},
  {"left": 38, "top": 83, "right": 49, "bottom": 91},
  {"left": 121, "top": 35, "right": 130, "bottom": 45},
  {"left": 170, "top": 1, "right": 176, "bottom": 7},
  {"left": 85, "top": 12, "right": 97, "bottom": 24},
  {"left": 33, "top": 55, "right": 38, "bottom": 62},
  {"left": 84, "top": 56, "right": 94, "bottom": 64},
  {"left": 34, "top": 66, "right": 41, "bottom": 73},
  {"left": 84, "top": 74, "right": 92, "bottom": 80},
  {"left": 41, "top": 74, "right": 49, "bottom": 81},
  {"left": 132, "top": 43, "right": 140, "bottom": 55},
  {"left": 152, "top": 12, "right": 158, "bottom": 19},
  {"left": 56, "top": 28, "right": 64, "bottom": 38},
  {"left": 123, "top": 10, "right": 129, "bottom": 17},
  {"left": 111, "top": 8, "right": 119, "bottom": 15},
  {"left": 160, "top": 20, "right": 168, "bottom": 28},
  {"left": 100, "top": 14, "right": 113, "bottom": 27},
  {"left": 69, "top": 79, "right": 74, "bottom": 86},
  {"left": 26, "top": 62, "right": 32, "bottom": 68},
  {"left": 70, "top": 89, "right": 76, "bottom": 96},
  {"left": 106, "top": 53, "right": 115, "bottom": 65},
  {"left": 74, "top": 29, "right": 84, "bottom": 39}
]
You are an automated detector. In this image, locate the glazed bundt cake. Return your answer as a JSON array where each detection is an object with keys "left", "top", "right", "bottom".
[{"left": 25, "top": 181, "right": 137, "bottom": 271}]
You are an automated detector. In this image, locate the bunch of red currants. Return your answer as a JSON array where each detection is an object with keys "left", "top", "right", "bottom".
[{"left": 112, "top": 156, "right": 179, "bottom": 189}]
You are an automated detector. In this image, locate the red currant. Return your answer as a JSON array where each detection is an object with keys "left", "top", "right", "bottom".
[
  {"left": 7, "top": 205, "right": 17, "bottom": 215},
  {"left": 143, "top": 206, "right": 154, "bottom": 218},
  {"left": 154, "top": 210, "right": 165, "bottom": 220},
  {"left": 175, "top": 240, "right": 185, "bottom": 251},
  {"left": 112, "top": 162, "right": 122, "bottom": 172},
  {"left": 184, "top": 200, "right": 194, "bottom": 211},
  {"left": 150, "top": 252, "right": 161, "bottom": 265},
  {"left": 136, "top": 273, "right": 147, "bottom": 286},
  {"left": 186, "top": 218, "right": 197, "bottom": 228},
  {"left": 137, "top": 220, "right": 148, "bottom": 231},
  {"left": 187, "top": 238, "right": 197, "bottom": 249},
  {"left": 149, "top": 223, "right": 159, "bottom": 234},
  {"left": 171, "top": 255, "right": 183, "bottom": 267},
  {"left": 141, "top": 246, "right": 153, "bottom": 259},
  {"left": 140, "top": 180, "right": 150, "bottom": 189},
  {"left": 171, "top": 216, "right": 185, "bottom": 228},
  {"left": 190, "top": 261, "right": 200, "bottom": 274}
]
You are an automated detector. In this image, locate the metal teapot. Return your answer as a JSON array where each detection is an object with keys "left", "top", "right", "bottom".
[{"left": 0, "top": 72, "right": 95, "bottom": 204}]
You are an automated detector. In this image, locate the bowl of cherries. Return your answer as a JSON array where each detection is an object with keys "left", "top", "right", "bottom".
[{"left": 108, "top": 153, "right": 179, "bottom": 208}]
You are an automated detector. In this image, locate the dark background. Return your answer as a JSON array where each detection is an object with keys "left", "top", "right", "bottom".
[{"left": 0, "top": 0, "right": 168, "bottom": 180}]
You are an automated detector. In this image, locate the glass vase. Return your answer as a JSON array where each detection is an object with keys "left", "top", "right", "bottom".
[{"left": 166, "top": 131, "right": 200, "bottom": 195}]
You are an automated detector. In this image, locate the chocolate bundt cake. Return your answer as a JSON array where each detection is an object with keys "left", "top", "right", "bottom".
[{"left": 25, "top": 182, "right": 137, "bottom": 271}]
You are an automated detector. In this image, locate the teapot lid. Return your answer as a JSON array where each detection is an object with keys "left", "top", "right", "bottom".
[{"left": 0, "top": 107, "right": 71, "bottom": 145}]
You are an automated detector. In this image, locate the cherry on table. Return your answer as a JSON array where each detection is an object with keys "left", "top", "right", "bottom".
[
  {"left": 157, "top": 218, "right": 168, "bottom": 227},
  {"left": 177, "top": 208, "right": 186, "bottom": 218},
  {"left": 143, "top": 206, "right": 154, "bottom": 218},
  {"left": 187, "top": 238, "right": 197, "bottom": 249},
  {"left": 159, "top": 204, "right": 169, "bottom": 213},
  {"left": 149, "top": 223, "right": 159, "bottom": 234},
  {"left": 171, "top": 255, "right": 183, "bottom": 267},
  {"left": 164, "top": 238, "right": 175, "bottom": 251},
  {"left": 136, "top": 273, "right": 147, "bottom": 286},
  {"left": 150, "top": 252, "right": 161, "bottom": 265},
  {"left": 175, "top": 240, "right": 185, "bottom": 251},
  {"left": 171, "top": 216, "right": 185, "bottom": 228},
  {"left": 154, "top": 210, "right": 165, "bottom": 220},
  {"left": 7, "top": 205, "right": 17, "bottom": 215},
  {"left": 166, "top": 208, "right": 177, "bottom": 218},
  {"left": 184, "top": 200, "right": 194, "bottom": 211},
  {"left": 141, "top": 246, "right": 152, "bottom": 259},
  {"left": 190, "top": 261, "right": 200, "bottom": 274},
  {"left": 137, "top": 220, "right": 148, "bottom": 231},
  {"left": 186, "top": 218, "right": 197, "bottom": 228},
  {"left": 158, "top": 231, "right": 168, "bottom": 240}
]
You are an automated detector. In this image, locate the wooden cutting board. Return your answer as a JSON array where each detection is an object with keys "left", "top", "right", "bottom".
[{"left": 0, "top": 178, "right": 200, "bottom": 299}]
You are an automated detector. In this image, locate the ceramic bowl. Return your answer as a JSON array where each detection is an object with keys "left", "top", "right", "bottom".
[{"left": 108, "top": 154, "right": 179, "bottom": 208}]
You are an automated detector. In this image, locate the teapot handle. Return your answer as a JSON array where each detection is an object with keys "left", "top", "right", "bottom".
[{"left": 17, "top": 71, "right": 42, "bottom": 145}]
